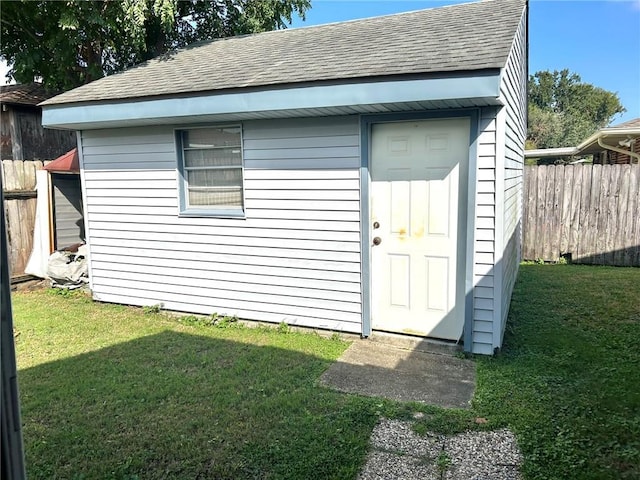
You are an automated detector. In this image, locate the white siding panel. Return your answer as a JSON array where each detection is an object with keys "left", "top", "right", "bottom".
[
  {"left": 473, "top": 320, "right": 493, "bottom": 333},
  {"left": 88, "top": 197, "right": 178, "bottom": 207},
  {"left": 498, "top": 8, "right": 527, "bottom": 349},
  {"left": 83, "top": 143, "right": 176, "bottom": 155},
  {"left": 245, "top": 179, "right": 359, "bottom": 190},
  {"left": 83, "top": 170, "right": 176, "bottom": 181},
  {"left": 245, "top": 146, "right": 360, "bottom": 160},
  {"left": 87, "top": 221, "right": 361, "bottom": 242},
  {"left": 246, "top": 199, "right": 359, "bottom": 211},
  {"left": 472, "top": 343, "right": 494, "bottom": 355},
  {"left": 243, "top": 117, "right": 359, "bottom": 139},
  {"left": 244, "top": 169, "right": 358, "bottom": 180},
  {"left": 474, "top": 309, "right": 493, "bottom": 322},
  {"left": 93, "top": 285, "right": 361, "bottom": 324},
  {"left": 470, "top": 6, "right": 527, "bottom": 355},
  {"left": 246, "top": 189, "right": 359, "bottom": 200},
  {"left": 84, "top": 179, "right": 177, "bottom": 190},
  {"left": 472, "top": 107, "right": 499, "bottom": 354},
  {"left": 93, "top": 293, "right": 361, "bottom": 333},
  {"left": 92, "top": 264, "right": 361, "bottom": 294},
  {"left": 90, "top": 253, "right": 361, "bottom": 283},
  {"left": 89, "top": 237, "right": 361, "bottom": 263},
  {"left": 244, "top": 135, "right": 358, "bottom": 150},
  {"left": 89, "top": 229, "right": 360, "bottom": 253},
  {"left": 87, "top": 209, "right": 361, "bottom": 229},
  {"left": 87, "top": 188, "right": 178, "bottom": 198},
  {"left": 92, "top": 277, "right": 361, "bottom": 315},
  {"left": 244, "top": 157, "right": 359, "bottom": 169},
  {"left": 475, "top": 240, "right": 494, "bottom": 253},
  {"left": 81, "top": 116, "right": 363, "bottom": 332},
  {"left": 227, "top": 209, "right": 361, "bottom": 222},
  {"left": 475, "top": 286, "right": 493, "bottom": 299}
]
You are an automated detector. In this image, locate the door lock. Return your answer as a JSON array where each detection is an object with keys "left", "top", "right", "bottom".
[{"left": 373, "top": 221, "right": 380, "bottom": 229}]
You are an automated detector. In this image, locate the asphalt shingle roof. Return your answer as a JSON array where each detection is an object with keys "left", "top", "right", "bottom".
[
  {"left": 42, "top": 0, "right": 526, "bottom": 106},
  {"left": 0, "top": 83, "right": 58, "bottom": 106}
]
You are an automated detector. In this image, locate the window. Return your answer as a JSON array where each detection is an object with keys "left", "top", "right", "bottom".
[{"left": 177, "top": 125, "right": 244, "bottom": 216}]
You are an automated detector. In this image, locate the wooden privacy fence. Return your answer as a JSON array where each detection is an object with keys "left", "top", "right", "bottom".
[
  {"left": 1, "top": 159, "right": 46, "bottom": 277},
  {"left": 523, "top": 164, "right": 640, "bottom": 267}
]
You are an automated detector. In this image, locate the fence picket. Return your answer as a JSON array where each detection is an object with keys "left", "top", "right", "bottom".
[
  {"left": 2, "top": 159, "right": 43, "bottom": 276},
  {"left": 523, "top": 164, "right": 640, "bottom": 267}
]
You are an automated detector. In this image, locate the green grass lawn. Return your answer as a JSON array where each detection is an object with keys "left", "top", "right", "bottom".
[
  {"left": 13, "top": 290, "right": 388, "bottom": 479},
  {"left": 11, "top": 264, "right": 640, "bottom": 479},
  {"left": 474, "top": 265, "right": 640, "bottom": 480}
]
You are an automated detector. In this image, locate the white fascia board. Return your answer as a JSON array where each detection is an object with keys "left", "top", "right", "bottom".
[
  {"left": 576, "top": 128, "right": 640, "bottom": 152},
  {"left": 524, "top": 147, "right": 577, "bottom": 158},
  {"left": 42, "top": 74, "right": 501, "bottom": 130}
]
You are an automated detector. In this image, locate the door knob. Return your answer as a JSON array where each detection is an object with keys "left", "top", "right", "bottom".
[
  {"left": 373, "top": 221, "right": 380, "bottom": 229},
  {"left": 373, "top": 237, "right": 382, "bottom": 246}
]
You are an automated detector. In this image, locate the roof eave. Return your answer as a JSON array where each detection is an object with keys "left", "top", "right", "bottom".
[
  {"left": 576, "top": 128, "right": 640, "bottom": 153},
  {"left": 524, "top": 147, "right": 578, "bottom": 158},
  {"left": 42, "top": 73, "right": 503, "bottom": 130}
]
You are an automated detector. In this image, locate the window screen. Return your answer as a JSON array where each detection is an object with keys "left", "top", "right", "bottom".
[{"left": 179, "top": 126, "right": 243, "bottom": 213}]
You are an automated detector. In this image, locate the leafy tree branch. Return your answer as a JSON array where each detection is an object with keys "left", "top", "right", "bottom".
[
  {"left": 0, "top": 0, "right": 310, "bottom": 90},
  {"left": 527, "top": 69, "right": 625, "bottom": 150}
]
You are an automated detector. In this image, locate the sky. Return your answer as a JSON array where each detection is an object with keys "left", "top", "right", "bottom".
[
  {"left": 289, "top": 0, "right": 640, "bottom": 125},
  {"left": 2, "top": 0, "right": 639, "bottom": 125}
]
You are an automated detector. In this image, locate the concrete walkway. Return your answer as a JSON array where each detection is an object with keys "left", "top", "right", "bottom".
[
  {"left": 320, "top": 337, "right": 523, "bottom": 479},
  {"left": 320, "top": 338, "right": 475, "bottom": 408}
]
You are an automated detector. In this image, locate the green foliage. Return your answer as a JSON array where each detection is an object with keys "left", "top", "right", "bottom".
[
  {"left": 436, "top": 451, "right": 452, "bottom": 473},
  {"left": 527, "top": 69, "right": 625, "bottom": 152},
  {"left": 142, "top": 303, "right": 162, "bottom": 314},
  {"left": 277, "top": 321, "right": 291, "bottom": 334},
  {"left": 210, "top": 312, "right": 240, "bottom": 328},
  {"left": 177, "top": 312, "right": 240, "bottom": 328},
  {"left": 47, "top": 287, "right": 83, "bottom": 298},
  {"left": 0, "top": 0, "right": 310, "bottom": 90}
]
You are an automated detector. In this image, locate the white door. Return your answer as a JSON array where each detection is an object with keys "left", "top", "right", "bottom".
[{"left": 370, "top": 118, "right": 469, "bottom": 340}]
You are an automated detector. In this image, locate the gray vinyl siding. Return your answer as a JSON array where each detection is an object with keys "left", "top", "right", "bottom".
[
  {"left": 498, "top": 10, "right": 527, "bottom": 347},
  {"left": 472, "top": 107, "right": 499, "bottom": 355},
  {"left": 80, "top": 116, "right": 363, "bottom": 333},
  {"left": 471, "top": 8, "right": 526, "bottom": 355}
]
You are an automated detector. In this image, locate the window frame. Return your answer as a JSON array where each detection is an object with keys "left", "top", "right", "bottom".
[{"left": 175, "top": 124, "right": 246, "bottom": 218}]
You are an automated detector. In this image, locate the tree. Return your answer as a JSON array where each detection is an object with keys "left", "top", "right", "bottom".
[
  {"left": 0, "top": 0, "right": 310, "bottom": 90},
  {"left": 527, "top": 69, "right": 625, "bottom": 150}
]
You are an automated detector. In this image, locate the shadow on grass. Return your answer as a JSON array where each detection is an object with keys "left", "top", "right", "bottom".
[{"left": 19, "top": 330, "right": 379, "bottom": 480}]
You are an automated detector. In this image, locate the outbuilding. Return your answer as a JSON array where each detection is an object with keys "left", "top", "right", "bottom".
[{"left": 41, "top": 0, "right": 528, "bottom": 354}]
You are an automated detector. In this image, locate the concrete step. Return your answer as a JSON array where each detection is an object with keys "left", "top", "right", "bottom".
[{"left": 368, "top": 332, "right": 464, "bottom": 356}]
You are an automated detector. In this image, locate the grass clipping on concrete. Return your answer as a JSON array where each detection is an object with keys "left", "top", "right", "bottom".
[{"left": 11, "top": 264, "right": 640, "bottom": 480}]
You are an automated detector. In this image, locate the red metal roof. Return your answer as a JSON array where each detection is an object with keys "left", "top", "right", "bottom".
[{"left": 43, "top": 148, "right": 79, "bottom": 172}]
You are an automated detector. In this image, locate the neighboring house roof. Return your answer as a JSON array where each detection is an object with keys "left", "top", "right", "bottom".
[
  {"left": 43, "top": 148, "right": 79, "bottom": 173},
  {"left": 0, "top": 83, "right": 57, "bottom": 107},
  {"left": 577, "top": 117, "right": 640, "bottom": 155},
  {"left": 42, "top": 0, "right": 526, "bottom": 107},
  {"left": 524, "top": 117, "right": 640, "bottom": 161},
  {"left": 609, "top": 118, "right": 640, "bottom": 130}
]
